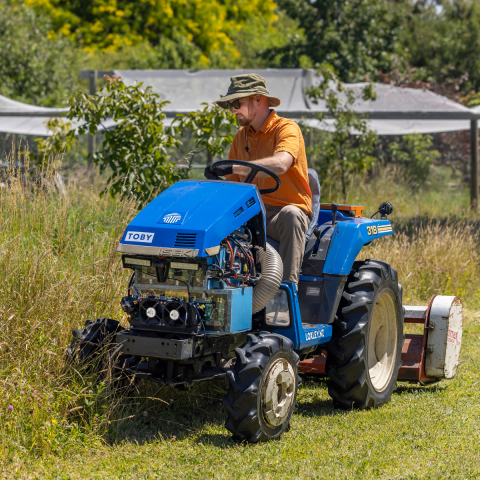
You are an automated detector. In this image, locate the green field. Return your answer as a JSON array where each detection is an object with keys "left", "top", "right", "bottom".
[
  {"left": 5, "top": 310, "right": 480, "bottom": 479},
  {"left": 1, "top": 161, "right": 480, "bottom": 478}
]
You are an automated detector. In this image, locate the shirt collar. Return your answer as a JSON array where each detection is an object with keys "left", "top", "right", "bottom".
[
  {"left": 249, "top": 110, "right": 278, "bottom": 136},
  {"left": 259, "top": 109, "right": 278, "bottom": 133}
]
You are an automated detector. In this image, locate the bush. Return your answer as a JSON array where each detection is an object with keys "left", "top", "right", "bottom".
[
  {"left": 384, "top": 134, "right": 440, "bottom": 187},
  {"left": 68, "top": 76, "right": 187, "bottom": 203},
  {"left": 0, "top": 1, "right": 81, "bottom": 107}
]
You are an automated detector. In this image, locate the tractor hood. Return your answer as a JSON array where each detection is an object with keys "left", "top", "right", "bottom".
[{"left": 117, "top": 180, "right": 263, "bottom": 257}]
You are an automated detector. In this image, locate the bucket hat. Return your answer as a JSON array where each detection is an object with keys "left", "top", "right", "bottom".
[{"left": 215, "top": 73, "right": 281, "bottom": 109}]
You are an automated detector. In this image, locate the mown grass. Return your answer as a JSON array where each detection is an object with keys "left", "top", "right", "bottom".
[
  {"left": 1, "top": 158, "right": 480, "bottom": 478},
  {"left": 4, "top": 310, "right": 480, "bottom": 479}
]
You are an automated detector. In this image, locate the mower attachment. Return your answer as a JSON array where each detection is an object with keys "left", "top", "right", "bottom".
[
  {"left": 398, "top": 295, "right": 463, "bottom": 383},
  {"left": 298, "top": 295, "right": 463, "bottom": 384}
]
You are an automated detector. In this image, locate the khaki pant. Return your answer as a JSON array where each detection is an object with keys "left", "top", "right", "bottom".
[{"left": 265, "top": 204, "right": 310, "bottom": 285}]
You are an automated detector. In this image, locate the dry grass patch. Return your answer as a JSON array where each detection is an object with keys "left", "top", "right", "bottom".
[{"left": 359, "top": 222, "right": 480, "bottom": 308}]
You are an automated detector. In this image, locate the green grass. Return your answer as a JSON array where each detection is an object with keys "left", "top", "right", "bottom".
[
  {"left": 4, "top": 310, "right": 480, "bottom": 479},
  {"left": 1, "top": 158, "right": 480, "bottom": 478}
]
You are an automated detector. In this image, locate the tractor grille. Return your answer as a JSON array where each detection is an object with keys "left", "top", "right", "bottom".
[
  {"left": 246, "top": 197, "right": 256, "bottom": 208},
  {"left": 174, "top": 233, "right": 197, "bottom": 248},
  {"left": 234, "top": 207, "right": 244, "bottom": 218}
]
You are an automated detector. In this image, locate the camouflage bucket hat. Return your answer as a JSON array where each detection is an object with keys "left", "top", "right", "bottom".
[{"left": 215, "top": 73, "right": 281, "bottom": 109}]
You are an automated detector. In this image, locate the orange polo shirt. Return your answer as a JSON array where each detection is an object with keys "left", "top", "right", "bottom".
[{"left": 226, "top": 110, "right": 312, "bottom": 215}]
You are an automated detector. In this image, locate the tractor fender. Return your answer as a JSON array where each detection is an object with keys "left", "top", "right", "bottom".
[{"left": 322, "top": 219, "right": 393, "bottom": 275}]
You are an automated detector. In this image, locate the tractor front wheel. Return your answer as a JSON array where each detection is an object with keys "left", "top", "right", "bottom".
[
  {"left": 326, "top": 259, "right": 404, "bottom": 409},
  {"left": 223, "top": 333, "right": 300, "bottom": 443},
  {"left": 66, "top": 318, "right": 134, "bottom": 393}
]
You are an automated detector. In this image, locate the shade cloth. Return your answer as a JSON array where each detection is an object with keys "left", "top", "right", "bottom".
[
  {"left": 115, "top": 69, "right": 478, "bottom": 136},
  {"left": 0, "top": 94, "right": 117, "bottom": 136},
  {"left": 1, "top": 69, "right": 479, "bottom": 136}
]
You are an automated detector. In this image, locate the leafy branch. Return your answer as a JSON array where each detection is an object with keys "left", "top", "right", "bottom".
[
  {"left": 68, "top": 76, "right": 186, "bottom": 204},
  {"left": 305, "top": 64, "right": 378, "bottom": 201}
]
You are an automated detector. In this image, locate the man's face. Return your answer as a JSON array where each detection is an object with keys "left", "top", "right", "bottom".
[{"left": 229, "top": 96, "right": 256, "bottom": 126}]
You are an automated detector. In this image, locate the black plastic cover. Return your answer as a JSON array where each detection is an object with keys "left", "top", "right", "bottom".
[
  {"left": 301, "top": 224, "right": 334, "bottom": 276},
  {"left": 298, "top": 274, "right": 347, "bottom": 325}
]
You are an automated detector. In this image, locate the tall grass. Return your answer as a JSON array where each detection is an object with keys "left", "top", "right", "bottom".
[
  {"left": 360, "top": 223, "right": 480, "bottom": 307},
  {"left": 345, "top": 164, "right": 471, "bottom": 219},
  {"left": 0, "top": 155, "right": 137, "bottom": 459},
  {"left": 0, "top": 157, "right": 479, "bottom": 463}
]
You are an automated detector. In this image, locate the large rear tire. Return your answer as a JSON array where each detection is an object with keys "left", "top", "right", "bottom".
[
  {"left": 326, "top": 259, "right": 404, "bottom": 409},
  {"left": 223, "top": 333, "right": 300, "bottom": 443}
]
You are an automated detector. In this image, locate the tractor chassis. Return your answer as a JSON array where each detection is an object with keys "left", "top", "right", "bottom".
[{"left": 112, "top": 330, "right": 250, "bottom": 388}]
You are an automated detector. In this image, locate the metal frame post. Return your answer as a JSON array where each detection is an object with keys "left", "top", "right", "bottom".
[
  {"left": 87, "top": 70, "right": 98, "bottom": 165},
  {"left": 470, "top": 120, "right": 479, "bottom": 210}
]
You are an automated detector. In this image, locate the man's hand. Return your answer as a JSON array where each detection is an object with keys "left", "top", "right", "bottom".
[{"left": 204, "top": 164, "right": 233, "bottom": 180}]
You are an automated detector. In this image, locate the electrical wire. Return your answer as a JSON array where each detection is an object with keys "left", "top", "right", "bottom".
[
  {"left": 176, "top": 274, "right": 193, "bottom": 301},
  {"left": 193, "top": 305, "right": 207, "bottom": 337},
  {"left": 128, "top": 272, "right": 135, "bottom": 296},
  {"left": 228, "top": 235, "right": 254, "bottom": 276},
  {"left": 223, "top": 240, "right": 237, "bottom": 287},
  {"left": 243, "top": 226, "right": 253, "bottom": 243}
]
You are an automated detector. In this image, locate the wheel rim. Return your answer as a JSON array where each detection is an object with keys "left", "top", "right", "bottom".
[
  {"left": 261, "top": 358, "right": 295, "bottom": 428},
  {"left": 367, "top": 290, "right": 398, "bottom": 392}
]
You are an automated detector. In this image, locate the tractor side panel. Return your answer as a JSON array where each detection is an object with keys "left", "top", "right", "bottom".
[
  {"left": 323, "top": 219, "right": 393, "bottom": 275},
  {"left": 297, "top": 274, "right": 347, "bottom": 325},
  {"left": 270, "top": 282, "right": 333, "bottom": 350}
]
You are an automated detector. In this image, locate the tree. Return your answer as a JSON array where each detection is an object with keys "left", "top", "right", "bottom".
[
  {"left": 0, "top": 0, "right": 81, "bottom": 107},
  {"left": 398, "top": 0, "right": 480, "bottom": 92},
  {"left": 265, "top": 0, "right": 404, "bottom": 82},
  {"left": 82, "top": 34, "right": 203, "bottom": 71},
  {"left": 385, "top": 134, "right": 440, "bottom": 187},
  {"left": 24, "top": 117, "right": 78, "bottom": 167},
  {"left": 68, "top": 76, "right": 186, "bottom": 203},
  {"left": 25, "top": 0, "right": 278, "bottom": 67},
  {"left": 305, "top": 64, "right": 378, "bottom": 200}
]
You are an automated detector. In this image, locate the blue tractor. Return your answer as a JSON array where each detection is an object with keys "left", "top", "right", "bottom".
[{"left": 69, "top": 160, "right": 404, "bottom": 443}]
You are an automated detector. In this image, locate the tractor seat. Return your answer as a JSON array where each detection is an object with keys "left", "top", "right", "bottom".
[{"left": 266, "top": 168, "right": 321, "bottom": 254}]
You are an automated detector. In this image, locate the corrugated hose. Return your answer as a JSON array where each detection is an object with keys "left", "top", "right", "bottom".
[{"left": 252, "top": 243, "right": 283, "bottom": 314}]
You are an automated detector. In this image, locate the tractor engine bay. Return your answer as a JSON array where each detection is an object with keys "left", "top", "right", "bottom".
[{"left": 119, "top": 226, "right": 261, "bottom": 335}]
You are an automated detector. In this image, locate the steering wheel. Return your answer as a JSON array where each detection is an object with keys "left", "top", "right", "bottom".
[{"left": 207, "top": 159, "right": 281, "bottom": 195}]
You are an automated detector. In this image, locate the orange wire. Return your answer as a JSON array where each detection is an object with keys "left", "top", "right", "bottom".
[
  {"left": 225, "top": 240, "right": 234, "bottom": 268},
  {"left": 224, "top": 240, "right": 236, "bottom": 287}
]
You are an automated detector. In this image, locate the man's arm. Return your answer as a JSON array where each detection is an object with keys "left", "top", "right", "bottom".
[{"left": 232, "top": 151, "right": 293, "bottom": 178}]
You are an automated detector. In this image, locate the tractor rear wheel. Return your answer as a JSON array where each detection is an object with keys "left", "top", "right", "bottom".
[
  {"left": 223, "top": 333, "right": 300, "bottom": 443},
  {"left": 326, "top": 259, "right": 404, "bottom": 409}
]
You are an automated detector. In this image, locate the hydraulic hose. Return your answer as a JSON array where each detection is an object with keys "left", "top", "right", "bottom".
[{"left": 252, "top": 243, "right": 283, "bottom": 314}]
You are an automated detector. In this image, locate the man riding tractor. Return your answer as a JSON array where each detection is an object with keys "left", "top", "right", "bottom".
[{"left": 205, "top": 73, "right": 313, "bottom": 285}]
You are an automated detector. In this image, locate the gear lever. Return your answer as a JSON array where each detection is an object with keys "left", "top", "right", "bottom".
[{"left": 331, "top": 203, "right": 338, "bottom": 225}]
